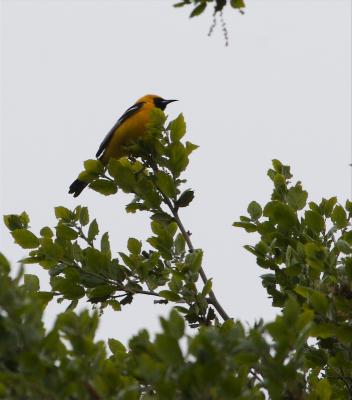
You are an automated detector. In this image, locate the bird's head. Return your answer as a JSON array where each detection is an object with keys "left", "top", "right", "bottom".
[{"left": 136, "top": 94, "right": 178, "bottom": 110}]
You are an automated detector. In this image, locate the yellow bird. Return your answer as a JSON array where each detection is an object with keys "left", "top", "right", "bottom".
[{"left": 69, "top": 94, "right": 177, "bottom": 197}]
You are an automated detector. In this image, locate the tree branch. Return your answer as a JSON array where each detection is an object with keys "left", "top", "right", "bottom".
[
  {"left": 156, "top": 186, "right": 230, "bottom": 321},
  {"left": 143, "top": 156, "right": 230, "bottom": 321}
]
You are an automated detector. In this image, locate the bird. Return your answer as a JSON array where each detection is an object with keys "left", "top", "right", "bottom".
[{"left": 69, "top": 94, "right": 177, "bottom": 197}]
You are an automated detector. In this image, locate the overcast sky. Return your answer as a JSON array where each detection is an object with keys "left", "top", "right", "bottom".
[{"left": 1, "top": 0, "right": 351, "bottom": 343}]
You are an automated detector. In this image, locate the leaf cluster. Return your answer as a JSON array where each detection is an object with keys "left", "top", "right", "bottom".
[
  {"left": 174, "top": 0, "right": 245, "bottom": 17},
  {"left": 0, "top": 253, "right": 135, "bottom": 399},
  {"left": 234, "top": 159, "right": 352, "bottom": 397},
  {"left": 0, "top": 253, "right": 327, "bottom": 399}
]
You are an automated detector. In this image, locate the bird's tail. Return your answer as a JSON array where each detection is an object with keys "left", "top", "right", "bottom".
[{"left": 69, "top": 179, "right": 88, "bottom": 197}]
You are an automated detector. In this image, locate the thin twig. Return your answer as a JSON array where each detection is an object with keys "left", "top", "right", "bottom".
[
  {"left": 63, "top": 260, "right": 161, "bottom": 299},
  {"left": 85, "top": 382, "right": 101, "bottom": 400},
  {"left": 249, "top": 368, "right": 264, "bottom": 384},
  {"left": 76, "top": 224, "right": 94, "bottom": 247},
  {"left": 170, "top": 206, "right": 230, "bottom": 321},
  {"left": 147, "top": 158, "right": 230, "bottom": 321}
]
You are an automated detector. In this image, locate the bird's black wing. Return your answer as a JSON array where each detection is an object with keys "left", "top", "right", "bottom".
[{"left": 95, "top": 101, "right": 145, "bottom": 158}]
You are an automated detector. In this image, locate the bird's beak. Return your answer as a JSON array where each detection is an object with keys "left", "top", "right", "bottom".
[{"left": 163, "top": 99, "right": 178, "bottom": 106}]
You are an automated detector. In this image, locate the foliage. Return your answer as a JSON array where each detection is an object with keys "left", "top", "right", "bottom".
[
  {"left": 0, "top": 253, "right": 133, "bottom": 399},
  {"left": 2, "top": 111, "right": 352, "bottom": 398},
  {"left": 174, "top": 0, "right": 245, "bottom": 46},
  {"left": 174, "top": 0, "right": 245, "bottom": 17},
  {"left": 0, "top": 252, "right": 333, "bottom": 399},
  {"left": 234, "top": 159, "right": 352, "bottom": 398}
]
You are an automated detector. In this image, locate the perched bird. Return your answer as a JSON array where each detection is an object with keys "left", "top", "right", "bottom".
[{"left": 69, "top": 94, "right": 177, "bottom": 197}]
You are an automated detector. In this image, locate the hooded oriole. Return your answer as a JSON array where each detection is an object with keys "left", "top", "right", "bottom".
[{"left": 69, "top": 94, "right": 177, "bottom": 197}]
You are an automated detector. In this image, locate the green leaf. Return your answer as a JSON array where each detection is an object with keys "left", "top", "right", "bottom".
[
  {"left": 174, "top": 233, "right": 186, "bottom": 254},
  {"left": 100, "top": 232, "right": 111, "bottom": 257},
  {"left": 335, "top": 325, "right": 352, "bottom": 345},
  {"left": 310, "top": 291, "right": 329, "bottom": 315},
  {"left": 51, "top": 276, "right": 85, "bottom": 300},
  {"left": 310, "top": 322, "right": 337, "bottom": 339},
  {"left": 283, "top": 296, "right": 300, "bottom": 325},
  {"left": 78, "top": 170, "right": 96, "bottom": 183},
  {"left": 127, "top": 238, "right": 142, "bottom": 255},
  {"left": 304, "top": 242, "right": 327, "bottom": 270},
  {"left": 272, "top": 159, "right": 282, "bottom": 173},
  {"left": 176, "top": 189, "right": 194, "bottom": 208},
  {"left": 108, "top": 338, "right": 126, "bottom": 355},
  {"left": 309, "top": 201, "right": 320, "bottom": 213},
  {"left": 11, "top": 229, "right": 39, "bottom": 249},
  {"left": 202, "top": 279, "right": 212, "bottom": 296},
  {"left": 336, "top": 239, "right": 351, "bottom": 254},
  {"left": 263, "top": 201, "right": 297, "bottom": 231},
  {"left": 56, "top": 225, "right": 78, "bottom": 241},
  {"left": 231, "top": 0, "right": 245, "bottom": 8},
  {"left": 20, "top": 256, "right": 43, "bottom": 264},
  {"left": 24, "top": 274, "right": 40, "bottom": 291},
  {"left": 247, "top": 201, "right": 262, "bottom": 220},
  {"left": 79, "top": 207, "right": 89, "bottom": 226},
  {"left": 331, "top": 205, "right": 347, "bottom": 228},
  {"left": 169, "top": 310, "right": 185, "bottom": 339},
  {"left": 159, "top": 290, "right": 181, "bottom": 302},
  {"left": 321, "top": 197, "right": 337, "bottom": 217},
  {"left": 147, "top": 107, "right": 167, "bottom": 134},
  {"left": 173, "top": 0, "right": 191, "bottom": 8},
  {"left": 294, "top": 285, "right": 310, "bottom": 299},
  {"left": 287, "top": 184, "right": 308, "bottom": 210},
  {"left": 155, "top": 171, "right": 176, "bottom": 198},
  {"left": 84, "top": 159, "right": 104, "bottom": 175},
  {"left": 169, "top": 113, "right": 186, "bottom": 142},
  {"left": 19, "top": 211, "right": 30, "bottom": 228},
  {"left": 54, "top": 206, "right": 72, "bottom": 221},
  {"left": 40, "top": 226, "right": 53, "bottom": 238},
  {"left": 304, "top": 210, "right": 324, "bottom": 233},
  {"left": 186, "top": 250, "right": 203, "bottom": 272},
  {"left": 88, "top": 285, "right": 115, "bottom": 302},
  {"left": 0, "top": 252, "right": 10, "bottom": 273},
  {"left": 343, "top": 230, "right": 352, "bottom": 244},
  {"left": 151, "top": 211, "right": 174, "bottom": 224},
  {"left": 126, "top": 201, "right": 147, "bottom": 213},
  {"left": 79, "top": 271, "right": 106, "bottom": 288},
  {"left": 107, "top": 300, "right": 121, "bottom": 311},
  {"left": 108, "top": 158, "right": 136, "bottom": 191},
  {"left": 41, "top": 238, "right": 64, "bottom": 262},
  {"left": 190, "top": 2, "right": 207, "bottom": 17},
  {"left": 185, "top": 141, "right": 199, "bottom": 155},
  {"left": 346, "top": 199, "right": 352, "bottom": 213},
  {"left": 3, "top": 214, "right": 23, "bottom": 231},
  {"left": 155, "top": 334, "right": 183, "bottom": 366},
  {"left": 294, "top": 286, "right": 328, "bottom": 314},
  {"left": 273, "top": 174, "right": 286, "bottom": 191},
  {"left": 84, "top": 247, "right": 109, "bottom": 274},
  {"left": 89, "top": 179, "right": 117, "bottom": 196},
  {"left": 169, "top": 142, "right": 189, "bottom": 177},
  {"left": 232, "top": 221, "right": 257, "bottom": 232},
  {"left": 314, "top": 379, "right": 332, "bottom": 400},
  {"left": 88, "top": 219, "right": 99, "bottom": 242}
]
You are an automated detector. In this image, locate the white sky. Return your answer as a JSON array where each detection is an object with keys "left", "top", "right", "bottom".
[{"left": 1, "top": 0, "right": 351, "bottom": 343}]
